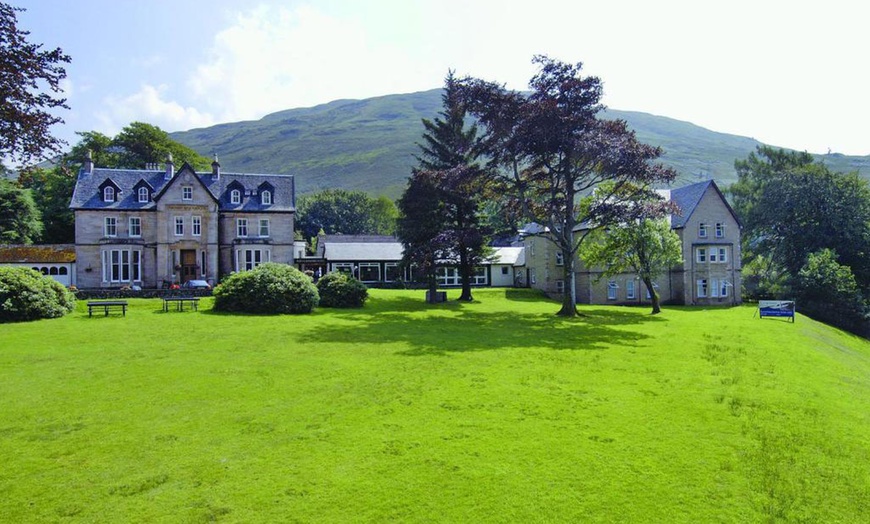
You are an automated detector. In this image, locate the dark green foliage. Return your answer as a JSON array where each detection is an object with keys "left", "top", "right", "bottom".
[
  {"left": 16, "top": 165, "right": 75, "bottom": 243},
  {"left": 0, "top": 3, "right": 70, "bottom": 163},
  {"left": 0, "top": 178, "right": 42, "bottom": 243},
  {"left": 296, "top": 189, "right": 397, "bottom": 240},
  {"left": 795, "top": 249, "right": 867, "bottom": 332},
  {"left": 0, "top": 266, "right": 74, "bottom": 322},
  {"left": 316, "top": 271, "right": 368, "bottom": 308},
  {"left": 69, "top": 122, "right": 211, "bottom": 171},
  {"left": 212, "top": 263, "right": 318, "bottom": 314}
]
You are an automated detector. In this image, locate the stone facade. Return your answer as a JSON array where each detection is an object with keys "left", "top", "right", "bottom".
[{"left": 70, "top": 156, "right": 296, "bottom": 288}]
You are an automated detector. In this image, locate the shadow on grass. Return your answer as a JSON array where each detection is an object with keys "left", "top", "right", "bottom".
[{"left": 302, "top": 293, "right": 661, "bottom": 356}]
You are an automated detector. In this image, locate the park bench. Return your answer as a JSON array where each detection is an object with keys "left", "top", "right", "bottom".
[
  {"left": 162, "top": 296, "right": 200, "bottom": 312},
  {"left": 87, "top": 300, "right": 128, "bottom": 317}
]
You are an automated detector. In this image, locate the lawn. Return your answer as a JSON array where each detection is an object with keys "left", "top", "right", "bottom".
[{"left": 0, "top": 288, "right": 868, "bottom": 522}]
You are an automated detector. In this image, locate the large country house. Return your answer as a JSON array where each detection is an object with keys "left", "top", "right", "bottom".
[
  {"left": 70, "top": 154, "right": 297, "bottom": 288},
  {"left": 522, "top": 179, "right": 742, "bottom": 305}
]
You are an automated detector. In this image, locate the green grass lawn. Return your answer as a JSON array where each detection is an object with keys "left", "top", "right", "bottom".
[{"left": 1, "top": 288, "right": 868, "bottom": 522}]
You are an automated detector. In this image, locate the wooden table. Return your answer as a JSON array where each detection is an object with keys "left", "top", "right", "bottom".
[
  {"left": 87, "top": 300, "right": 128, "bottom": 317},
  {"left": 162, "top": 297, "right": 200, "bottom": 312}
]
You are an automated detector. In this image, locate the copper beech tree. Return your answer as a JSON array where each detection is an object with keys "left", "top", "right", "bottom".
[{"left": 459, "top": 56, "right": 677, "bottom": 316}]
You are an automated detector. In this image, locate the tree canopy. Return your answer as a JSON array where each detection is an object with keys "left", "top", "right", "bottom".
[
  {"left": 0, "top": 2, "right": 70, "bottom": 164},
  {"left": 460, "top": 56, "right": 676, "bottom": 315},
  {"left": 69, "top": 122, "right": 211, "bottom": 171},
  {"left": 0, "top": 178, "right": 42, "bottom": 243},
  {"left": 295, "top": 188, "right": 397, "bottom": 241}
]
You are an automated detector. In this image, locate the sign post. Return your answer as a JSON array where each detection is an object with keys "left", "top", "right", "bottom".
[{"left": 758, "top": 300, "right": 795, "bottom": 322}]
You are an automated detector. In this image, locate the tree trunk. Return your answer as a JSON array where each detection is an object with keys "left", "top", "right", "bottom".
[
  {"left": 458, "top": 242, "right": 473, "bottom": 301},
  {"left": 556, "top": 248, "right": 578, "bottom": 317},
  {"left": 427, "top": 269, "right": 439, "bottom": 304},
  {"left": 642, "top": 276, "right": 661, "bottom": 314}
]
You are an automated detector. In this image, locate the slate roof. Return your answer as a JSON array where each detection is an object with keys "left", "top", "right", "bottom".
[
  {"left": 70, "top": 164, "right": 295, "bottom": 212},
  {"left": 668, "top": 179, "right": 740, "bottom": 229},
  {"left": 490, "top": 246, "right": 525, "bottom": 266},
  {"left": 0, "top": 244, "right": 76, "bottom": 263},
  {"left": 321, "top": 236, "right": 404, "bottom": 261}
]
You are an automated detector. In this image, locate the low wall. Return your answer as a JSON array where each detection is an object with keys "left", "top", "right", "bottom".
[{"left": 74, "top": 288, "right": 213, "bottom": 300}]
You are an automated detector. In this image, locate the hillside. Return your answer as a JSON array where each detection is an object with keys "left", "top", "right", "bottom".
[{"left": 172, "top": 89, "right": 870, "bottom": 198}]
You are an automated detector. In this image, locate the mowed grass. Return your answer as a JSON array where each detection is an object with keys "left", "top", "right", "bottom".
[{"left": 0, "top": 289, "right": 868, "bottom": 523}]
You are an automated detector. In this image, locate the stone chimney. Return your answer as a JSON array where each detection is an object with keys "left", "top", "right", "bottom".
[
  {"left": 164, "top": 152, "right": 174, "bottom": 180},
  {"left": 82, "top": 150, "right": 94, "bottom": 174},
  {"left": 211, "top": 153, "right": 221, "bottom": 181}
]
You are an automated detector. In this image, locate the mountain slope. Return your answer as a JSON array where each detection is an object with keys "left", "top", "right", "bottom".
[{"left": 172, "top": 89, "right": 870, "bottom": 198}]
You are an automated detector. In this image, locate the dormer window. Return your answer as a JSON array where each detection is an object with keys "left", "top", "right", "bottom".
[
  {"left": 261, "top": 190, "right": 272, "bottom": 205},
  {"left": 182, "top": 186, "right": 193, "bottom": 201},
  {"left": 231, "top": 189, "right": 241, "bottom": 204},
  {"left": 138, "top": 187, "right": 149, "bottom": 203},
  {"left": 103, "top": 187, "right": 115, "bottom": 202}
]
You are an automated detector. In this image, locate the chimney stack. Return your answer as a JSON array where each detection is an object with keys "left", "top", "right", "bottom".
[
  {"left": 82, "top": 150, "right": 94, "bottom": 174},
  {"left": 164, "top": 152, "right": 174, "bottom": 180},
  {"left": 211, "top": 153, "right": 221, "bottom": 181}
]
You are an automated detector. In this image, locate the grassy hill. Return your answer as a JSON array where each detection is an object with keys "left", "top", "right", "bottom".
[
  {"left": 172, "top": 89, "right": 870, "bottom": 198},
  {"left": 1, "top": 289, "right": 868, "bottom": 521}
]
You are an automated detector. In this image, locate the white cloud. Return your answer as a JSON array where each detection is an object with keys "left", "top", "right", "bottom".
[{"left": 97, "top": 84, "right": 216, "bottom": 135}]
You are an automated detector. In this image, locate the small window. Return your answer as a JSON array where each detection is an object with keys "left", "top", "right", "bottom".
[
  {"left": 129, "top": 217, "right": 141, "bottom": 237},
  {"left": 710, "top": 278, "right": 719, "bottom": 298},
  {"left": 607, "top": 280, "right": 618, "bottom": 300},
  {"left": 697, "top": 279, "right": 708, "bottom": 298},
  {"left": 259, "top": 218, "right": 270, "bottom": 237},
  {"left": 138, "top": 187, "right": 149, "bottom": 203},
  {"left": 231, "top": 189, "right": 241, "bottom": 204},
  {"left": 192, "top": 215, "right": 201, "bottom": 236},
  {"left": 182, "top": 186, "right": 193, "bottom": 201},
  {"left": 721, "top": 280, "right": 729, "bottom": 297},
  {"left": 626, "top": 280, "right": 636, "bottom": 299},
  {"left": 697, "top": 247, "right": 707, "bottom": 263},
  {"left": 104, "top": 217, "right": 117, "bottom": 237},
  {"left": 715, "top": 223, "right": 724, "bottom": 238},
  {"left": 261, "top": 190, "right": 272, "bottom": 205},
  {"left": 699, "top": 223, "right": 707, "bottom": 238},
  {"left": 237, "top": 218, "right": 248, "bottom": 237},
  {"left": 501, "top": 267, "right": 509, "bottom": 275},
  {"left": 174, "top": 216, "right": 184, "bottom": 236},
  {"left": 556, "top": 280, "right": 564, "bottom": 293},
  {"left": 555, "top": 251, "right": 564, "bottom": 266},
  {"left": 103, "top": 187, "right": 115, "bottom": 202},
  {"left": 710, "top": 249, "right": 718, "bottom": 263},
  {"left": 718, "top": 247, "right": 727, "bottom": 263}
]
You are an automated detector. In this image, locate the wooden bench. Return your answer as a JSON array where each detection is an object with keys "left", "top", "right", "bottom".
[
  {"left": 162, "top": 297, "right": 200, "bottom": 312},
  {"left": 87, "top": 300, "right": 128, "bottom": 317}
]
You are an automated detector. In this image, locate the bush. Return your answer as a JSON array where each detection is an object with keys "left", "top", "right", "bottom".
[
  {"left": 795, "top": 249, "right": 867, "bottom": 332},
  {"left": 317, "top": 271, "right": 368, "bottom": 308},
  {"left": 0, "top": 267, "right": 76, "bottom": 322},
  {"left": 212, "top": 263, "right": 319, "bottom": 314}
]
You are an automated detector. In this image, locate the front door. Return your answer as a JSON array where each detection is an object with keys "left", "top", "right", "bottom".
[{"left": 181, "top": 249, "right": 197, "bottom": 283}]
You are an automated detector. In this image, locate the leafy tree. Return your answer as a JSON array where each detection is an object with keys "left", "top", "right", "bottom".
[
  {"left": 0, "top": 178, "right": 41, "bottom": 243},
  {"left": 17, "top": 164, "right": 75, "bottom": 243},
  {"left": 111, "top": 122, "right": 211, "bottom": 170},
  {"left": 729, "top": 146, "right": 870, "bottom": 290},
  {"left": 412, "top": 71, "right": 488, "bottom": 301},
  {"left": 795, "top": 249, "right": 866, "bottom": 332},
  {"left": 68, "top": 131, "right": 119, "bottom": 168},
  {"left": 582, "top": 216, "right": 682, "bottom": 314},
  {"left": 296, "top": 188, "right": 398, "bottom": 240},
  {"left": 0, "top": 3, "right": 70, "bottom": 163},
  {"left": 460, "top": 56, "right": 676, "bottom": 316}
]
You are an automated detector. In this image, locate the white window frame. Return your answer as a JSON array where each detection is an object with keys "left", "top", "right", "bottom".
[
  {"left": 718, "top": 247, "right": 727, "bottom": 263},
  {"left": 332, "top": 263, "right": 353, "bottom": 275},
  {"left": 626, "top": 279, "right": 636, "bottom": 299},
  {"left": 697, "top": 279, "right": 708, "bottom": 298},
  {"left": 261, "top": 190, "right": 272, "bottom": 205},
  {"left": 103, "top": 187, "right": 114, "bottom": 202},
  {"left": 472, "top": 267, "right": 488, "bottom": 286},
  {"left": 436, "top": 267, "right": 461, "bottom": 286},
  {"left": 696, "top": 247, "right": 707, "bottom": 263},
  {"left": 231, "top": 189, "right": 241, "bottom": 204},
  {"left": 721, "top": 280, "right": 730, "bottom": 297},
  {"left": 711, "top": 278, "right": 719, "bottom": 298},
  {"left": 715, "top": 223, "right": 724, "bottom": 238},
  {"left": 607, "top": 280, "right": 618, "bottom": 300},
  {"left": 192, "top": 215, "right": 202, "bottom": 237},
  {"left": 699, "top": 223, "right": 707, "bottom": 238},
  {"left": 237, "top": 218, "right": 248, "bottom": 237},
  {"left": 174, "top": 216, "right": 184, "bottom": 236},
  {"left": 384, "top": 263, "right": 400, "bottom": 282},
  {"left": 709, "top": 249, "right": 718, "bottom": 263},
  {"left": 259, "top": 218, "right": 270, "bottom": 237},
  {"left": 182, "top": 186, "right": 193, "bottom": 201},
  {"left": 235, "top": 248, "right": 270, "bottom": 271},
  {"left": 102, "top": 248, "right": 141, "bottom": 283},
  {"left": 358, "top": 262, "right": 380, "bottom": 282},
  {"left": 138, "top": 187, "right": 149, "bottom": 203},
  {"left": 104, "top": 217, "right": 117, "bottom": 237},
  {"left": 555, "top": 251, "right": 564, "bottom": 266},
  {"left": 129, "top": 217, "right": 141, "bottom": 237}
]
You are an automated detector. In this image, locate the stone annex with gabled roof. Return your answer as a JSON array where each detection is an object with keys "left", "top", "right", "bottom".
[{"left": 70, "top": 153, "right": 297, "bottom": 288}]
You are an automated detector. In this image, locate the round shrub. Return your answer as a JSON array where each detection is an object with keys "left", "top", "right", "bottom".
[
  {"left": 0, "top": 266, "right": 76, "bottom": 323},
  {"left": 212, "top": 263, "right": 319, "bottom": 314},
  {"left": 317, "top": 271, "right": 368, "bottom": 308}
]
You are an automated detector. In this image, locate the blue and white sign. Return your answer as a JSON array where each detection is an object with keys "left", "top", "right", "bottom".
[{"left": 759, "top": 300, "right": 795, "bottom": 322}]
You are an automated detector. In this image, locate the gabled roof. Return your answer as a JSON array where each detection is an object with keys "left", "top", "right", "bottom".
[
  {"left": 320, "top": 235, "right": 403, "bottom": 261},
  {"left": 490, "top": 246, "right": 525, "bottom": 266},
  {"left": 70, "top": 164, "right": 295, "bottom": 212},
  {"left": 0, "top": 244, "right": 76, "bottom": 263},
  {"left": 668, "top": 179, "right": 741, "bottom": 229}
]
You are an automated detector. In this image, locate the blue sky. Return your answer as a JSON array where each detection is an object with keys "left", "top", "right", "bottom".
[{"left": 12, "top": 0, "right": 870, "bottom": 157}]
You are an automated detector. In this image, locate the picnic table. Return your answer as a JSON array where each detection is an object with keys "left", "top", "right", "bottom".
[
  {"left": 162, "top": 296, "right": 200, "bottom": 312},
  {"left": 87, "top": 300, "right": 128, "bottom": 317}
]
